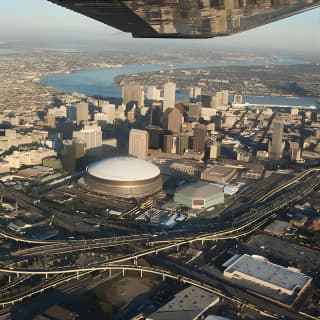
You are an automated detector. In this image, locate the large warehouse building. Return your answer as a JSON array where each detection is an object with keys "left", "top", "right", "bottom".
[
  {"left": 224, "top": 254, "right": 312, "bottom": 296},
  {"left": 174, "top": 181, "right": 224, "bottom": 209},
  {"left": 79, "top": 156, "right": 162, "bottom": 199}
]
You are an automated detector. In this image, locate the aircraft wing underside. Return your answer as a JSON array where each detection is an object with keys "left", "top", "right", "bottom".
[{"left": 48, "top": 0, "right": 319, "bottom": 38}]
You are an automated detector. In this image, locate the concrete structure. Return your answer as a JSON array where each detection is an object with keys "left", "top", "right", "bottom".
[
  {"left": 0, "top": 130, "right": 31, "bottom": 152},
  {"left": 201, "top": 165, "right": 237, "bottom": 184},
  {"left": 48, "top": 105, "right": 67, "bottom": 118},
  {"left": 269, "top": 119, "right": 284, "bottom": 160},
  {"left": 193, "top": 125, "right": 207, "bottom": 152},
  {"left": 215, "top": 90, "right": 229, "bottom": 106},
  {"left": 170, "top": 162, "right": 197, "bottom": 176},
  {"left": 201, "top": 107, "right": 217, "bottom": 121},
  {"left": 174, "top": 181, "right": 224, "bottom": 209},
  {"left": 233, "top": 95, "right": 243, "bottom": 104},
  {"left": 163, "top": 134, "right": 174, "bottom": 153},
  {"left": 4, "top": 149, "right": 57, "bottom": 169},
  {"left": 46, "top": 113, "right": 56, "bottom": 128},
  {"left": 61, "top": 139, "right": 86, "bottom": 172},
  {"left": 150, "top": 104, "right": 163, "bottom": 127},
  {"left": 122, "top": 84, "right": 144, "bottom": 107},
  {"left": 290, "top": 142, "right": 302, "bottom": 162},
  {"left": 0, "top": 129, "right": 47, "bottom": 153},
  {"left": 164, "top": 107, "right": 183, "bottom": 134},
  {"left": 81, "top": 156, "right": 162, "bottom": 199},
  {"left": 75, "top": 102, "right": 89, "bottom": 124},
  {"left": 209, "top": 142, "right": 221, "bottom": 159},
  {"left": 149, "top": 285, "right": 219, "bottom": 320},
  {"left": 129, "top": 129, "right": 149, "bottom": 160},
  {"left": 146, "top": 86, "right": 161, "bottom": 100},
  {"left": 94, "top": 112, "right": 108, "bottom": 123},
  {"left": 237, "top": 150, "right": 251, "bottom": 162},
  {"left": 176, "top": 134, "right": 189, "bottom": 155},
  {"left": 224, "top": 254, "right": 312, "bottom": 296},
  {"left": 189, "top": 86, "right": 202, "bottom": 99},
  {"left": 163, "top": 82, "right": 176, "bottom": 112},
  {"left": 100, "top": 102, "right": 116, "bottom": 123},
  {"left": 73, "top": 124, "right": 102, "bottom": 152},
  {"left": 67, "top": 102, "right": 89, "bottom": 125},
  {"left": 189, "top": 103, "right": 202, "bottom": 121},
  {"left": 146, "top": 126, "right": 163, "bottom": 150}
]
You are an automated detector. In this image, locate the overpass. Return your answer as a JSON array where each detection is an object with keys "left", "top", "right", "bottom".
[
  {"left": 1, "top": 167, "right": 318, "bottom": 247},
  {"left": 3, "top": 167, "right": 319, "bottom": 268},
  {"left": 0, "top": 168, "right": 318, "bottom": 319},
  {"left": 0, "top": 263, "right": 316, "bottom": 320}
]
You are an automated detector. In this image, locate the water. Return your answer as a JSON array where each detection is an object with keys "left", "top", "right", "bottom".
[
  {"left": 0, "top": 48, "right": 21, "bottom": 55},
  {"left": 239, "top": 95, "right": 317, "bottom": 107},
  {"left": 41, "top": 58, "right": 317, "bottom": 107}
]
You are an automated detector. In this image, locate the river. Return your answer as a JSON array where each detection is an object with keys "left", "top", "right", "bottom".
[{"left": 41, "top": 58, "right": 318, "bottom": 107}]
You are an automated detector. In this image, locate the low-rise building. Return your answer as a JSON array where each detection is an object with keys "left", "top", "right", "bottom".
[
  {"left": 224, "top": 254, "right": 312, "bottom": 296},
  {"left": 201, "top": 165, "right": 237, "bottom": 184},
  {"left": 148, "top": 286, "right": 219, "bottom": 320},
  {"left": 4, "top": 148, "right": 57, "bottom": 169}
]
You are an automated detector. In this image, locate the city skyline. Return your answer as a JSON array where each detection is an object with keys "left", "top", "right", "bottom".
[{"left": 0, "top": 3, "right": 319, "bottom": 319}]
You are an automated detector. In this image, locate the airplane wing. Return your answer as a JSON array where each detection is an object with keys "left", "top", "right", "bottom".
[{"left": 48, "top": 0, "right": 320, "bottom": 38}]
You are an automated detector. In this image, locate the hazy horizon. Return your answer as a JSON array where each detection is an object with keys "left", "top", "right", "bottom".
[{"left": 0, "top": 1, "right": 319, "bottom": 59}]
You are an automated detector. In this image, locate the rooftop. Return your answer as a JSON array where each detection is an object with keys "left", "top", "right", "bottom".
[
  {"left": 149, "top": 285, "right": 218, "bottom": 320},
  {"left": 205, "top": 165, "right": 235, "bottom": 177},
  {"left": 225, "top": 254, "right": 311, "bottom": 293},
  {"left": 87, "top": 156, "right": 160, "bottom": 182},
  {"left": 175, "top": 181, "right": 223, "bottom": 198}
]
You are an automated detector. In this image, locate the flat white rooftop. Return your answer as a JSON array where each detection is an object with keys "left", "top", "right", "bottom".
[
  {"left": 224, "top": 254, "right": 311, "bottom": 295},
  {"left": 149, "top": 285, "right": 218, "bottom": 320}
]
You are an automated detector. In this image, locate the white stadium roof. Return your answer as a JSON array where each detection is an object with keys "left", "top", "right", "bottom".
[{"left": 87, "top": 156, "right": 160, "bottom": 182}]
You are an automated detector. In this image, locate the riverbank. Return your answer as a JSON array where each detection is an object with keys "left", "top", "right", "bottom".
[{"left": 41, "top": 62, "right": 318, "bottom": 106}]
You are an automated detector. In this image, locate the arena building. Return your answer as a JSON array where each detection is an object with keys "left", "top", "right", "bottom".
[
  {"left": 174, "top": 181, "right": 224, "bottom": 209},
  {"left": 79, "top": 156, "right": 162, "bottom": 199}
]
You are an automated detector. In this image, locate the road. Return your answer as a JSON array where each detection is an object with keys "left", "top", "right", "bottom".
[{"left": 0, "top": 167, "right": 319, "bottom": 318}]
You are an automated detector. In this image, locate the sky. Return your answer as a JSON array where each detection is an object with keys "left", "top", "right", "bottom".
[{"left": 0, "top": 0, "right": 319, "bottom": 57}]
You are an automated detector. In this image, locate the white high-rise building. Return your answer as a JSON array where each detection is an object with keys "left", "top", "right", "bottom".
[
  {"left": 73, "top": 124, "right": 102, "bottom": 151},
  {"left": 129, "top": 129, "right": 149, "bottom": 160},
  {"left": 210, "top": 142, "right": 221, "bottom": 159},
  {"left": 101, "top": 102, "right": 116, "bottom": 123},
  {"left": 216, "top": 90, "right": 229, "bottom": 106},
  {"left": 146, "top": 86, "right": 161, "bottom": 100},
  {"left": 94, "top": 113, "right": 108, "bottom": 122},
  {"left": 163, "top": 82, "right": 176, "bottom": 112},
  {"left": 189, "top": 87, "right": 202, "bottom": 99}
]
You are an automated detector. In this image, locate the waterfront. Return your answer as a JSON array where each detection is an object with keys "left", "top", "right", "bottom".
[
  {"left": 41, "top": 59, "right": 318, "bottom": 107},
  {"left": 234, "top": 95, "right": 318, "bottom": 107}
]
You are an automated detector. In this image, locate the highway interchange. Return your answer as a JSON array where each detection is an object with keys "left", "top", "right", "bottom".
[{"left": 0, "top": 167, "right": 319, "bottom": 319}]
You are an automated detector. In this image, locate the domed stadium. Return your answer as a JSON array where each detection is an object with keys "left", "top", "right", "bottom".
[{"left": 79, "top": 156, "right": 162, "bottom": 198}]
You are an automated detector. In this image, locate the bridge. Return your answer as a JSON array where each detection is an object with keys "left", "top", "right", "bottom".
[
  {"left": 0, "top": 167, "right": 319, "bottom": 319},
  {"left": 1, "top": 167, "right": 319, "bottom": 268}
]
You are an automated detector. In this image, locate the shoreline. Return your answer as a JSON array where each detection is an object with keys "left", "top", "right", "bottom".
[{"left": 39, "top": 63, "right": 318, "bottom": 104}]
